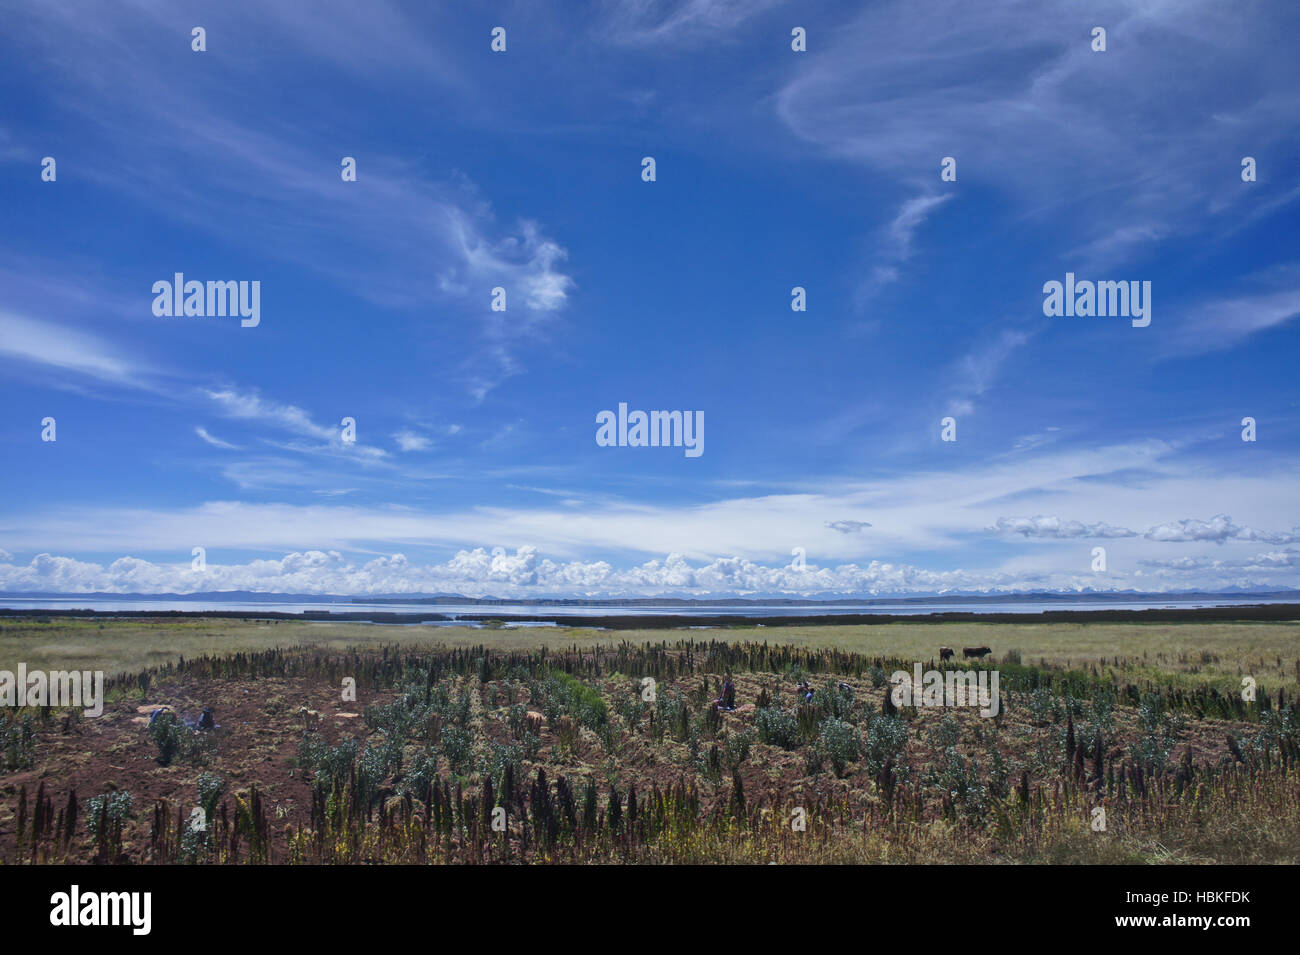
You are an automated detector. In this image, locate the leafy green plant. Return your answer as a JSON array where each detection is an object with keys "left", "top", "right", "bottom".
[
  {"left": 803, "top": 741, "right": 825, "bottom": 775},
  {"left": 403, "top": 750, "right": 439, "bottom": 800},
  {"left": 618, "top": 697, "right": 647, "bottom": 728},
  {"left": 723, "top": 728, "right": 756, "bottom": 772},
  {"left": 1134, "top": 732, "right": 1173, "bottom": 771},
  {"left": 507, "top": 703, "right": 529, "bottom": 737},
  {"left": 355, "top": 744, "right": 392, "bottom": 807},
  {"left": 179, "top": 803, "right": 214, "bottom": 864},
  {"left": 86, "top": 790, "right": 134, "bottom": 833},
  {"left": 1138, "top": 691, "right": 1186, "bottom": 738},
  {"left": 298, "top": 733, "right": 359, "bottom": 791},
  {"left": 819, "top": 717, "right": 861, "bottom": 777},
  {"left": 0, "top": 714, "right": 36, "bottom": 772},
  {"left": 545, "top": 672, "right": 608, "bottom": 730},
  {"left": 364, "top": 699, "right": 415, "bottom": 741},
  {"left": 483, "top": 741, "right": 522, "bottom": 791},
  {"left": 197, "top": 772, "right": 225, "bottom": 819},
  {"left": 87, "top": 789, "right": 134, "bottom": 858},
  {"left": 931, "top": 711, "right": 961, "bottom": 749},
  {"left": 521, "top": 729, "right": 542, "bottom": 760},
  {"left": 985, "top": 737, "right": 1011, "bottom": 799},
  {"left": 439, "top": 725, "right": 473, "bottom": 774},
  {"left": 148, "top": 711, "right": 213, "bottom": 767},
  {"left": 813, "top": 680, "right": 855, "bottom": 720},
  {"left": 1027, "top": 687, "right": 1061, "bottom": 726},
  {"left": 654, "top": 692, "right": 685, "bottom": 742},
  {"left": 756, "top": 705, "right": 799, "bottom": 750},
  {"left": 866, "top": 714, "right": 909, "bottom": 774},
  {"left": 926, "top": 747, "right": 989, "bottom": 824},
  {"left": 1250, "top": 706, "right": 1297, "bottom": 761}
]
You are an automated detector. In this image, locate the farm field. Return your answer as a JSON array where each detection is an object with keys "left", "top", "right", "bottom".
[{"left": 1, "top": 616, "right": 1298, "bottom": 865}]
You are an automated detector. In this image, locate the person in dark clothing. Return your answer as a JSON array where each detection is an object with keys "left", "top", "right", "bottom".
[{"left": 714, "top": 674, "right": 736, "bottom": 711}]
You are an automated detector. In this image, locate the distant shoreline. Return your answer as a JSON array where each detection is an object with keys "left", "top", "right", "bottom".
[{"left": 2, "top": 603, "right": 1298, "bottom": 629}]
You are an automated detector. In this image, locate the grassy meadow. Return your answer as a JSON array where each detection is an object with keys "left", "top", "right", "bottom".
[{"left": 2, "top": 615, "right": 1297, "bottom": 695}]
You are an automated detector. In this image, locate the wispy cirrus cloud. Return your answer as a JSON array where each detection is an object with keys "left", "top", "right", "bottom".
[
  {"left": 194, "top": 427, "right": 241, "bottom": 451},
  {"left": 600, "top": 0, "right": 787, "bottom": 46},
  {"left": 944, "top": 327, "right": 1036, "bottom": 417},
  {"left": 2, "top": 440, "right": 1296, "bottom": 560},
  {"left": 202, "top": 388, "right": 338, "bottom": 443},
  {"left": 0, "top": 311, "right": 156, "bottom": 388},
  {"left": 1164, "top": 285, "right": 1300, "bottom": 357},
  {"left": 858, "top": 192, "right": 955, "bottom": 301},
  {"left": 7, "top": 1, "right": 576, "bottom": 399},
  {"left": 777, "top": 0, "right": 1300, "bottom": 270}
]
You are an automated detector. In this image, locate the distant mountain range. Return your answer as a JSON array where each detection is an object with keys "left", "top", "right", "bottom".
[{"left": 2, "top": 588, "right": 1297, "bottom": 605}]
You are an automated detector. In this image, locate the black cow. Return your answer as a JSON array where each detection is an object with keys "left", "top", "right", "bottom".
[
  {"left": 939, "top": 646, "right": 954, "bottom": 662},
  {"left": 962, "top": 646, "right": 992, "bottom": 660}
]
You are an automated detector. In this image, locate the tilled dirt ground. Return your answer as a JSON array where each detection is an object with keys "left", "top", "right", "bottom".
[{"left": 0, "top": 666, "right": 1262, "bottom": 863}]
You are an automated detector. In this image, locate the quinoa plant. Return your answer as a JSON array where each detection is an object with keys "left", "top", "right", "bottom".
[
  {"left": 197, "top": 772, "right": 225, "bottom": 820},
  {"left": 439, "top": 725, "right": 473, "bottom": 774},
  {"left": 865, "top": 714, "right": 909, "bottom": 775},
  {"left": 819, "top": 717, "right": 861, "bottom": 777},
  {"left": 0, "top": 714, "right": 36, "bottom": 772},
  {"left": 723, "top": 728, "right": 756, "bottom": 772},
  {"left": 755, "top": 705, "right": 799, "bottom": 750}
]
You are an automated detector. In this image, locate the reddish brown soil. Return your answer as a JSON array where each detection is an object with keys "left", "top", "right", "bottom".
[{"left": 0, "top": 667, "right": 1258, "bottom": 863}]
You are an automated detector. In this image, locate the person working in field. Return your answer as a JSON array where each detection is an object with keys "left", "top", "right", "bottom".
[{"left": 714, "top": 674, "right": 736, "bottom": 711}]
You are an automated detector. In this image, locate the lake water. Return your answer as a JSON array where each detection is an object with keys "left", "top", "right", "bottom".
[{"left": 0, "top": 595, "right": 1290, "bottom": 621}]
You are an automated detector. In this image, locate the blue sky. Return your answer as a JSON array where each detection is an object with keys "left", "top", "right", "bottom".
[{"left": 2, "top": 0, "right": 1299, "bottom": 597}]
